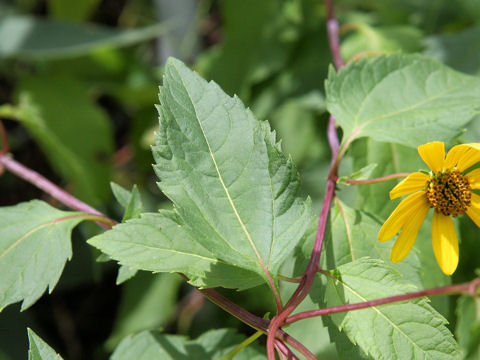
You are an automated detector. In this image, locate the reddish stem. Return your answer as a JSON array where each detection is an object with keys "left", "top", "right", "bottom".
[
  {"left": 0, "top": 121, "right": 9, "bottom": 155},
  {"left": 0, "top": 154, "right": 113, "bottom": 226},
  {"left": 267, "top": 1, "right": 344, "bottom": 358},
  {"left": 267, "top": 174, "right": 337, "bottom": 359},
  {"left": 178, "top": 276, "right": 317, "bottom": 360},
  {"left": 326, "top": 3, "right": 343, "bottom": 70},
  {"left": 286, "top": 277, "right": 480, "bottom": 324},
  {"left": 274, "top": 341, "right": 299, "bottom": 360},
  {"left": 327, "top": 116, "right": 339, "bottom": 160},
  {"left": 345, "top": 172, "right": 410, "bottom": 185}
]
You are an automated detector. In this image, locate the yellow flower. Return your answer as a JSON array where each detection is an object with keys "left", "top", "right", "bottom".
[{"left": 378, "top": 141, "right": 480, "bottom": 275}]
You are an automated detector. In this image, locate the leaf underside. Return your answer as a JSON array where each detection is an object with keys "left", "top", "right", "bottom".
[
  {"left": 90, "top": 57, "right": 312, "bottom": 289},
  {"left": 89, "top": 212, "right": 263, "bottom": 290}
]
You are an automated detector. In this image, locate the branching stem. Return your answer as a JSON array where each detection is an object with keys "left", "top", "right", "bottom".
[
  {"left": 267, "top": 1, "right": 344, "bottom": 358},
  {"left": 286, "top": 276, "right": 480, "bottom": 324}
]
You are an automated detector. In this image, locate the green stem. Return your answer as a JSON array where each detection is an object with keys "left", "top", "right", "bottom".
[
  {"left": 218, "top": 331, "right": 263, "bottom": 360},
  {"left": 345, "top": 172, "right": 409, "bottom": 185}
]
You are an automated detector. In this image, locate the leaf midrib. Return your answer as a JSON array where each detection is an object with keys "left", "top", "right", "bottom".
[
  {"left": 330, "top": 272, "right": 437, "bottom": 359},
  {"left": 0, "top": 214, "right": 85, "bottom": 259},
  {"left": 173, "top": 66, "right": 267, "bottom": 273}
]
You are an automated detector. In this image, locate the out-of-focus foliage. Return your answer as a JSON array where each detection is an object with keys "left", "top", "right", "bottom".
[{"left": 1, "top": 0, "right": 480, "bottom": 359}]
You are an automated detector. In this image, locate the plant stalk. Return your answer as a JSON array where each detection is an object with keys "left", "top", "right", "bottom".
[
  {"left": 345, "top": 172, "right": 410, "bottom": 184},
  {"left": 266, "top": 1, "right": 344, "bottom": 358},
  {"left": 286, "top": 277, "right": 480, "bottom": 324},
  {"left": 0, "top": 153, "right": 114, "bottom": 228}
]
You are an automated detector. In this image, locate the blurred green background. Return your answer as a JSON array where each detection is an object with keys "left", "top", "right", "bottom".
[{"left": 1, "top": 0, "right": 480, "bottom": 359}]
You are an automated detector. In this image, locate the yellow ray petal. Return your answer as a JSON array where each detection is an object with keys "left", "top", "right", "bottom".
[
  {"left": 466, "top": 168, "right": 480, "bottom": 190},
  {"left": 389, "top": 172, "right": 429, "bottom": 199},
  {"left": 378, "top": 191, "right": 429, "bottom": 242},
  {"left": 390, "top": 203, "right": 429, "bottom": 262},
  {"left": 432, "top": 212, "right": 459, "bottom": 276},
  {"left": 418, "top": 142, "right": 445, "bottom": 172},
  {"left": 457, "top": 145, "right": 480, "bottom": 172},
  {"left": 444, "top": 144, "right": 470, "bottom": 169},
  {"left": 466, "top": 193, "right": 480, "bottom": 227},
  {"left": 445, "top": 143, "right": 480, "bottom": 171}
]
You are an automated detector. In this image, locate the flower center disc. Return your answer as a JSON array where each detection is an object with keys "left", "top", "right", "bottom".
[{"left": 426, "top": 170, "right": 472, "bottom": 216}]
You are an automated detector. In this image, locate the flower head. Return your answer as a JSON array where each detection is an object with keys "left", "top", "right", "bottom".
[{"left": 378, "top": 141, "right": 480, "bottom": 275}]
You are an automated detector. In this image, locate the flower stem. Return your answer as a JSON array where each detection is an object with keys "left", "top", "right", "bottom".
[
  {"left": 285, "top": 276, "right": 480, "bottom": 324},
  {"left": 345, "top": 172, "right": 410, "bottom": 184}
]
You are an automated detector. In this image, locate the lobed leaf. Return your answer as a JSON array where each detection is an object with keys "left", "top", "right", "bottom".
[
  {"left": 88, "top": 212, "right": 263, "bottom": 290},
  {"left": 110, "top": 182, "right": 144, "bottom": 283},
  {"left": 326, "top": 54, "right": 480, "bottom": 148},
  {"left": 110, "top": 183, "right": 144, "bottom": 222},
  {"left": 0, "top": 201, "right": 87, "bottom": 311},
  {"left": 151, "top": 58, "right": 313, "bottom": 284},
  {"left": 323, "top": 258, "right": 461, "bottom": 360}
]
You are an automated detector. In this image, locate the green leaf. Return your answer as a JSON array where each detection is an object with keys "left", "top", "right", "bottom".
[
  {"left": 0, "top": 15, "right": 169, "bottom": 60},
  {"left": 324, "top": 200, "right": 422, "bottom": 287},
  {"left": 324, "top": 258, "right": 461, "bottom": 360},
  {"left": 116, "top": 265, "right": 138, "bottom": 285},
  {"left": 326, "top": 54, "right": 480, "bottom": 148},
  {"left": 269, "top": 93, "right": 326, "bottom": 165},
  {"left": 348, "top": 138, "right": 424, "bottom": 219},
  {"left": 10, "top": 75, "right": 114, "bottom": 205},
  {"left": 341, "top": 24, "right": 424, "bottom": 60},
  {"left": 152, "top": 58, "right": 313, "bottom": 283},
  {"left": 196, "top": 0, "right": 290, "bottom": 99},
  {"left": 456, "top": 295, "right": 480, "bottom": 359},
  {"left": 425, "top": 27, "right": 480, "bottom": 75},
  {"left": 0, "top": 200, "right": 87, "bottom": 311},
  {"left": 27, "top": 328, "right": 63, "bottom": 360},
  {"left": 348, "top": 163, "right": 378, "bottom": 181},
  {"left": 347, "top": 138, "right": 451, "bottom": 313},
  {"left": 106, "top": 273, "right": 182, "bottom": 350},
  {"left": 47, "top": 0, "right": 100, "bottom": 22},
  {"left": 88, "top": 212, "right": 264, "bottom": 290},
  {"left": 110, "top": 183, "right": 144, "bottom": 222},
  {"left": 111, "top": 329, "right": 266, "bottom": 360}
]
